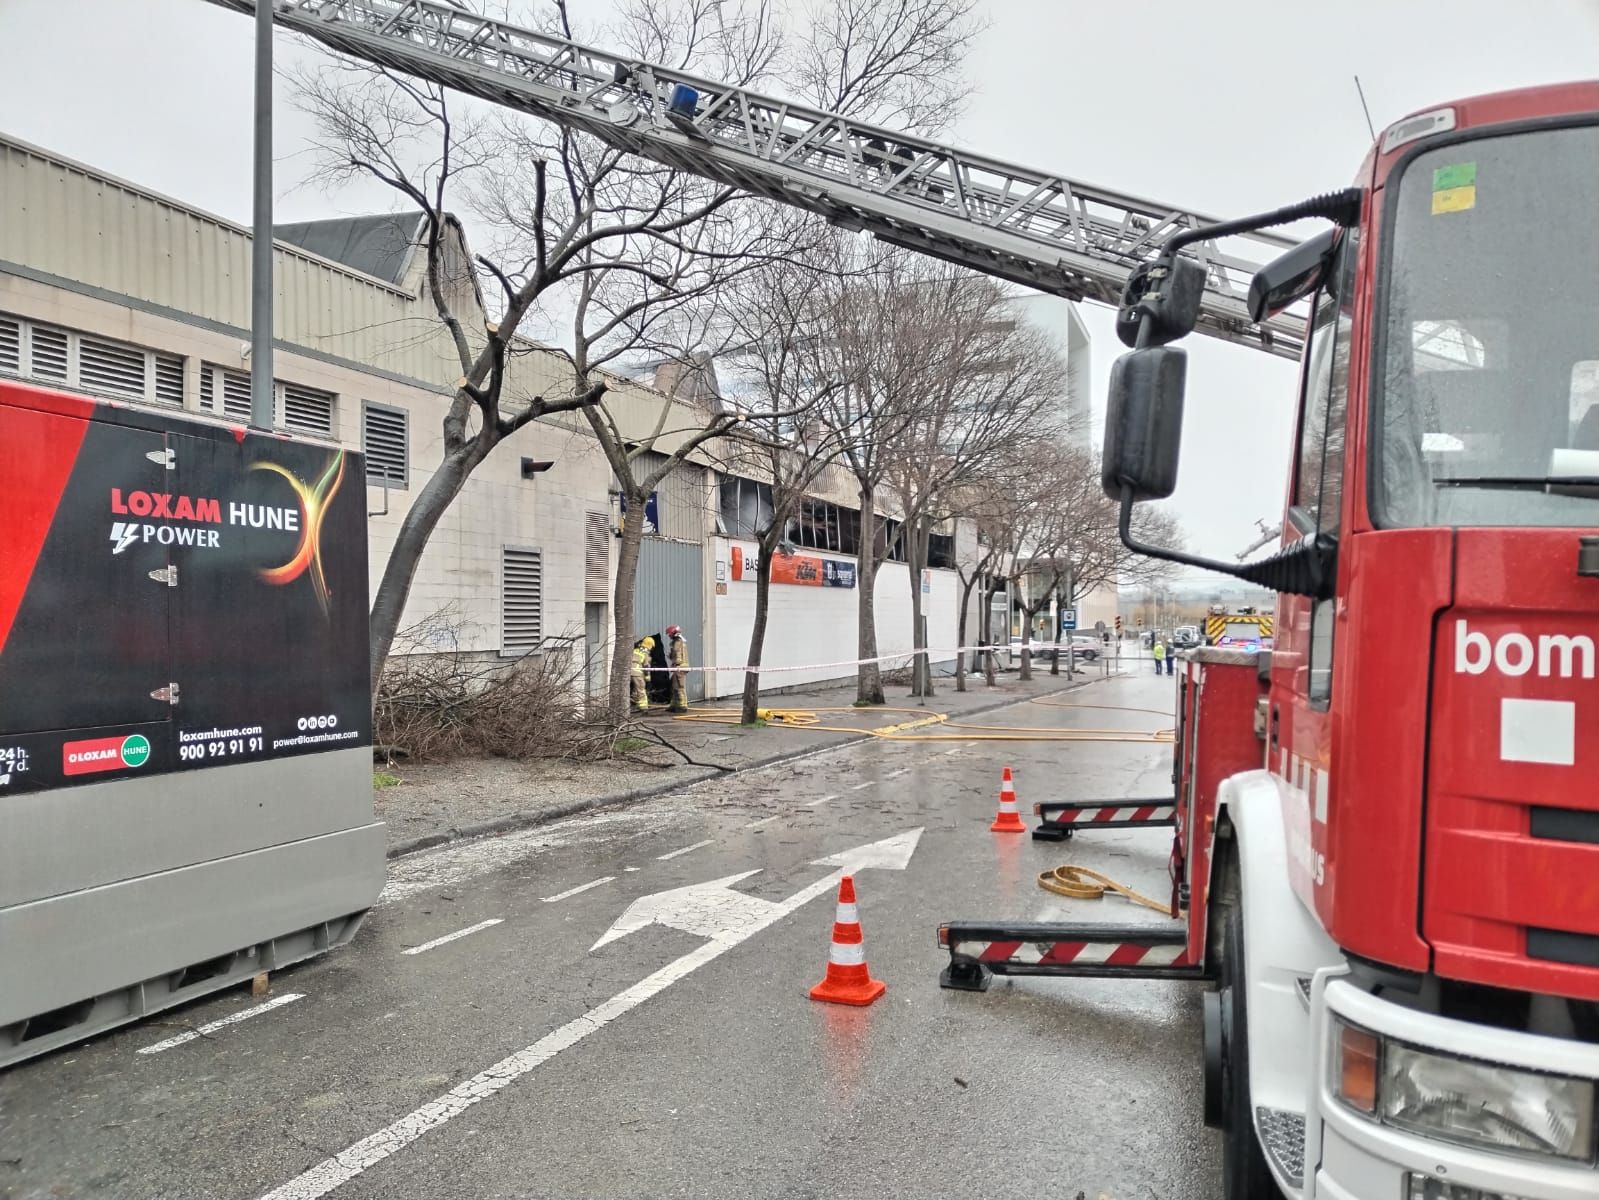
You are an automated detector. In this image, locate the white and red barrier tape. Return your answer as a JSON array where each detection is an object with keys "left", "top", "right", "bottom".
[{"left": 638, "top": 642, "right": 1124, "bottom": 674}]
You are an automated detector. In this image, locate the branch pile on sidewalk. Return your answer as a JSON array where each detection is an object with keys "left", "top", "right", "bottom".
[{"left": 375, "top": 667, "right": 1126, "bottom": 858}]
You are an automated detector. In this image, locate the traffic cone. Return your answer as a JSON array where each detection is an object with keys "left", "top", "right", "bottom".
[
  {"left": 990, "top": 766, "right": 1027, "bottom": 833},
  {"left": 809, "top": 875, "right": 886, "bottom": 1006}
]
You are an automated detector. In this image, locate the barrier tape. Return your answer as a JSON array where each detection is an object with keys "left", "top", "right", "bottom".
[{"left": 639, "top": 642, "right": 1126, "bottom": 674}]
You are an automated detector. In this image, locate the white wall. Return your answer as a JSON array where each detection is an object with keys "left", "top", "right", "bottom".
[{"left": 708, "top": 538, "right": 960, "bottom": 698}]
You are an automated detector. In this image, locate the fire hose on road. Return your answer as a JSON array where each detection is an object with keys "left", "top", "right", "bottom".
[{"left": 670, "top": 699, "right": 1176, "bottom": 744}]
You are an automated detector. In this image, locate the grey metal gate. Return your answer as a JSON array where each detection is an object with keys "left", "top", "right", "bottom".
[{"left": 635, "top": 539, "right": 705, "bottom": 702}]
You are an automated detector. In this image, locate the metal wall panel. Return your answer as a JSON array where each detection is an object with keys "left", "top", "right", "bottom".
[
  {"left": 635, "top": 538, "right": 705, "bottom": 701},
  {"left": 0, "top": 137, "right": 723, "bottom": 458},
  {"left": 0, "top": 746, "right": 376, "bottom": 909},
  {"left": 1, "top": 821, "right": 384, "bottom": 1028},
  {"left": 631, "top": 450, "right": 708, "bottom": 543},
  {"left": 0, "top": 138, "right": 459, "bottom": 384}
]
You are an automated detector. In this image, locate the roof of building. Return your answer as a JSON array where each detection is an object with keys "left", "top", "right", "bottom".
[
  {"left": 272, "top": 212, "right": 425, "bottom": 286},
  {"left": 648, "top": 351, "right": 724, "bottom": 407}
]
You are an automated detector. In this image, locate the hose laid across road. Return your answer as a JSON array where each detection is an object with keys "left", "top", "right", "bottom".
[
  {"left": 1036, "top": 865, "right": 1177, "bottom": 917},
  {"left": 670, "top": 698, "right": 1175, "bottom": 744}
]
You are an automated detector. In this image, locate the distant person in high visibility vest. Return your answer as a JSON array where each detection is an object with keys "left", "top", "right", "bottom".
[
  {"left": 666, "top": 624, "right": 690, "bottom": 713},
  {"left": 1152, "top": 638, "right": 1165, "bottom": 673},
  {"left": 630, "top": 636, "right": 655, "bottom": 713}
]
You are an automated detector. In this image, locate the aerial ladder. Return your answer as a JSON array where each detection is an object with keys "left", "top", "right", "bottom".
[{"left": 201, "top": 0, "right": 1304, "bottom": 358}]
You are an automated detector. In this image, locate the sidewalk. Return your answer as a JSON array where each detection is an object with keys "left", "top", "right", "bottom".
[{"left": 373, "top": 660, "right": 1127, "bottom": 857}]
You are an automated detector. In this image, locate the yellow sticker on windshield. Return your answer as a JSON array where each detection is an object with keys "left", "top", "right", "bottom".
[{"left": 1431, "top": 162, "right": 1476, "bottom": 214}]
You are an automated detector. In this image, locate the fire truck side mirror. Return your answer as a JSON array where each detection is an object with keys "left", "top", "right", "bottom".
[{"left": 1102, "top": 346, "right": 1186, "bottom": 502}]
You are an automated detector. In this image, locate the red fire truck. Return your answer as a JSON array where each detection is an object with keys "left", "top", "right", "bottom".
[{"left": 949, "top": 86, "right": 1599, "bottom": 1198}]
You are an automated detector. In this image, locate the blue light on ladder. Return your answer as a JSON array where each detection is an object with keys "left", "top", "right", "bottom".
[{"left": 668, "top": 84, "right": 699, "bottom": 118}]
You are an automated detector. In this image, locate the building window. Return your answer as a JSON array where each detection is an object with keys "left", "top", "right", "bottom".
[
  {"left": 200, "top": 363, "right": 253, "bottom": 421},
  {"left": 362, "top": 401, "right": 408, "bottom": 488},
  {"left": 0, "top": 316, "right": 19, "bottom": 376},
  {"left": 718, "top": 475, "right": 775, "bottom": 538},
  {"left": 719, "top": 474, "right": 865, "bottom": 555},
  {"left": 283, "top": 382, "right": 336, "bottom": 436},
  {"left": 0, "top": 312, "right": 182, "bottom": 406},
  {"left": 501, "top": 547, "right": 544, "bottom": 657},
  {"left": 199, "top": 364, "right": 336, "bottom": 436}
]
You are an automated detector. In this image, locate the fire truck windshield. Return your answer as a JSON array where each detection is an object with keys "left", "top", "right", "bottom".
[{"left": 1375, "top": 122, "right": 1599, "bottom": 528}]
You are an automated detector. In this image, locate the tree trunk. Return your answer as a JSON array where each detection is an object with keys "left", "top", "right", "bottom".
[
  {"left": 607, "top": 498, "right": 649, "bottom": 722},
  {"left": 854, "top": 481, "right": 885, "bottom": 705},
  {"left": 978, "top": 588, "right": 991, "bottom": 691},
  {"left": 1050, "top": 589, "right": 1062, "bottom": 676},
  {"left": 740, "top": 536, "right": 777, "bottom": 725},
  {"left": 905, "top": 518, "right": 933, "bottom": 697},
  {"left": 954, "top": 570, "right": 978, "bottom": 693},
  {"left": 1018, "top": 616, "right": 1033, "bottom": 682},
  {"left": 368, "top": 442, "right": 483, "bottom": 692}
]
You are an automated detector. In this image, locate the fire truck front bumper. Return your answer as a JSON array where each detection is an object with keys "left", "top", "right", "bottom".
[{"left": 1308, "top": 975, "right": 1599, "bottom": 1200}]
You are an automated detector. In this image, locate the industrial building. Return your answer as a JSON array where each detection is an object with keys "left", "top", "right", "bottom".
[{"left": 0, "top": 134, "right": 1109, "bottom": 699}]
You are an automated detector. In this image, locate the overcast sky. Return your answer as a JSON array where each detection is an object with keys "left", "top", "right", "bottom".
[{"left": 2, "top": 0, "right": 1597, "bottom": 560}]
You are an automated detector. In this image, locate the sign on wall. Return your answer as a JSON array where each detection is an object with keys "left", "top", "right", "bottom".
[
  {"left": 823, "top": 559, "right": 856, "bottom": 589},
  {"left": 730, "top": 545, "right": 856, "bottom": 588},
  {"left": 617, "top": 490, "right": 660, "bottom": 534}
]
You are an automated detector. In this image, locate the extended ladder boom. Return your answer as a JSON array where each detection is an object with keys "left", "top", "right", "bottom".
[{"left": 203, "top": 0, "right": 1305, "bottom": 358}]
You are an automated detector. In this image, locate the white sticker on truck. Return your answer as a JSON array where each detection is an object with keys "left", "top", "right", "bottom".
[{"left": 1500, "top": 697, "right": 1575, "bottom": 766}]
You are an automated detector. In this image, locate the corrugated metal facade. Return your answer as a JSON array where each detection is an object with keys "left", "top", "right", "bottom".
[
  {"left": 0, "top": 138, "right": 462, "bottom": 386},
  {"left": 631, "top": 450, "right": 708, "bottom": 544},
  {"left": 635, "top": 539, "right": 705, "bottom": 702}
]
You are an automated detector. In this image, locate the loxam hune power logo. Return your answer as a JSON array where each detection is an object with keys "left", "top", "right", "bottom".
[{"left": 103, "top": 454, "right": 345, "bottom": 614}]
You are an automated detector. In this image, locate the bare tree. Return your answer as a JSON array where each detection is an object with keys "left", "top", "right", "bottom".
[
  {"left": 874, "top": 262, "right": 1066, "bottom": 696},
  {"left": 1004, "top": 443, "right": 1183, "bottom": 680},
  {"left": 717, "top": 250, "right": 865, "bottom": 722},
  {"left": 949, "top": 444, "right": 1057, "bottom": 691},
  {"left": 293, "top": 0, "right": 984, "bottom": 715}
]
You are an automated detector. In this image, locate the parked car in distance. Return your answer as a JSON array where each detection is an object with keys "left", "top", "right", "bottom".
[
  {"left": 1171, "top": 625, "right": 1202, "bottom": 649},
  {"left": 1009, "top": 635, "right": 1102, "bottom": 663}
]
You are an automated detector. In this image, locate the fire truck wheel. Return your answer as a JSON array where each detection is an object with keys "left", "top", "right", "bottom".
[{"left": 1218, "top": 903, "right": 1274, "bottom": 1200}]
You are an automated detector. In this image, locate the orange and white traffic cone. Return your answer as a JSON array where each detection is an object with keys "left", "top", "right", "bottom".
[
  {"left": 990, "top": 766, "right": 1027, "bottom": 833},
  {"left": 809, "top": 875, "right": 886, "bottom": 1006}
]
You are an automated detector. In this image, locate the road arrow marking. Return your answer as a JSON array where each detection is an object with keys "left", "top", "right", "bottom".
[
  {"left": 259, "top": 829, "right": 922, "bottom": 1200},
  {"left": 591, "top": 828, "right": 925, "bottom": 953},
  {"left": 590, "top": 870, "right": 776, "bottom": 950},
  {"left": 812, "top": 827, "right": 922, "bottom": 873}
]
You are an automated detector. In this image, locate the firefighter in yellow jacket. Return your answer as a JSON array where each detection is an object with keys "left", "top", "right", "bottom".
[
  {"left": 666, "top": 624, "right": 689, "bottom": 713},
  {"left": 630, "top": 636, "right": 655, "bottom": 713}
]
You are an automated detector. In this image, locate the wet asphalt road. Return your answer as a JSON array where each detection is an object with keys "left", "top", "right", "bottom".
[{"left": 0, "top": 670, "right": 1220, "bottom": 1200}]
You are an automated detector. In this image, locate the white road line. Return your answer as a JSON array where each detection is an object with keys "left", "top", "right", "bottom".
[
  {"left": 886, "top": 767, "right": 910, "bottom": 779},
  {"left": 803, "top": 794, "right": 839, "bottom": 808},
  {"left": 943, "top": 747, "right": 961, "bottom": 757},
  {"left": 400, "top": 919, "right": 504, "bottom": 956},
  {"left": 257, "top": 865, "right": 862, "bottom": 1200},
  {"left": 541, "top": 876, "right": 616, "bottom": 903},
  {"left": 743, "top": 814, "right": 783, "bottom": 829},
  {"left": 656, "top": 838, "right": 715, "bottom": 861},
  {"left": 623, "top": 866, "right": 641, "bottom": 872},
  {"left": 136, "top": 993, "right": 304, "bottom": 1055},
  {"left": 850, "top": 781, "right": 875, "bottom": 791}
]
